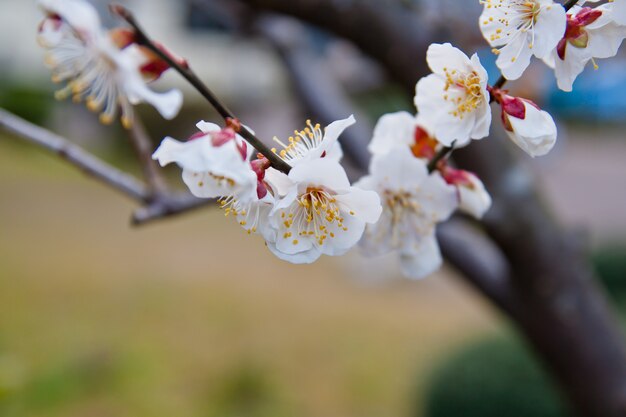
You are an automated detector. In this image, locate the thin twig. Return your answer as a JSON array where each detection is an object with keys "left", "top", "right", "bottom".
[
  {"left": 428, "top": 142, "right": 455, "bottom": 172},
  {"left": 132, "top": 194, "right": 214, "bottom": 225},
  {"left": 0, "top": 108, "right": 216, "bottom": 225},
  {"left": 126, "top": 117, "right": 168, "bottom": 198},
  {"left": 111, "top": 4, "right": 293, "bottom": 175},
  {"left": 0, "top": 108, "right": 150, "bottom": 202}
]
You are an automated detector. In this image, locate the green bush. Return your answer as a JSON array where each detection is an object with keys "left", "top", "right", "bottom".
[
  {"left": 593, "top": 246, "right": 626, "bottom": 299},
  {"left": 0, "top": 82, "right": 54, "bottom": 125},
  {"left": 422, "top": 336, "right": 569, "bottom": 417}
]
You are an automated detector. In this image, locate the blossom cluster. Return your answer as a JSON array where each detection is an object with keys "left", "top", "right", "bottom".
[
  {"left": 35, "top": 0, "right": 626, "bottom": 279},
  {"left": 37, "top": 0, "right": 183, "bottom": 128},
  {"left": 153, "top": 117, "right": 383, "bottom": 264}
]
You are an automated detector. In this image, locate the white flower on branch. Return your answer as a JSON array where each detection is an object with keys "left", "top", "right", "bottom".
[
  {"left": 355, "top": 149, "right": 457, "bottom": 279},
  {"left": 414, "top": 43, "right": 492, "bottom": 147},
  {"left": 492, "top": 89, "right": 558, "bottom": 157},
  {"left": 37, "top": 0, "right": 183, "bottom": 128},
  {"left": 265, "top": 158, "right": 382, "bottom": 264},
  {"left": 480, "top": 0, "right": 567, "bottom": 80},
  {"left": 441, "top": 166, "right": 492, "bottom": 219},
  {"left": 152, "top": 121, "right": 257, "bottom": 204},
  {"left": 368, "top": 112, "right": 439, "bottom": 160},
  {"left": 544, "top": 5, "right": 626, "bottom": 91},
  {"left": 270, "top": 115, "right": 355, "bottom": 166}
]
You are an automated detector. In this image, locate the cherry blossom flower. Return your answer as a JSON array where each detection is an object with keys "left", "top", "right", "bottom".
[
  {"left": 415, "top": 43, "right": 491, "bottom": 147},
  {"left": 480, "top": 0, "right": 567, "bottom": 80},
  {"left": 355, "top": 149, "right": 457, "bottom": 279},
  {"left": 492, "top": 89, "right": 557, "bottom": 157},
  {"left": 368, "top": 112, "right": 439, "bottom": 160},
  {"left": 544, "top": 5, "right": 626, "bottom": 91},
  {"left": 266, "top": 158, "right": 382, "bottom": 264},
  {"left": 441, "top": 166, "right": 492, "bottom": 219},
  {"left": 152, "top": 121, "right": 257, "bottom": 204},
  {"left": 270, "top": 116, "right": 355, "bottom": 166},
  {"left": 37, "top": 0, "right": 183, "bottom": 128}
]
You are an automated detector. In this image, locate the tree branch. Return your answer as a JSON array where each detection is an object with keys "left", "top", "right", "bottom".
[
  {"left": 126, "top": 117, "right": 169, "bottom": 197},
  {"left": 111, "top": 4, "right": 293, "bottom": 175},
  {"left": 0, "top": 108, "right": 213, "bottom": 226},
  {"left": 0, "top": 108, "right": 150, "bottom": 202}
]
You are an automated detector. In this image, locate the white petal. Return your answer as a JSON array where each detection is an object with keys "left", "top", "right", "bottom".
[
  {"left": 321, "top": 214, "right": 366, "bottom": 256},
  {"left": 399, "top": 234, "right": 443, "bottom": 279},
  {"left": 368, "top": 111, "right": 417, "bottom": 155},
  {"left": 119, "top": 45, "right": 183, "bottom": 120},
  {"left": 471, "top": 100, "right": 492, "bottom": 140},
  {"left": 415, "top": 75, "right": 472, "bottom": 147},
  {"left": 426, "top": 43, "right": 472, "bottom": 74},
  {"left": 275, "top": 228, "right": 315, "bottom": 255},
  {"left": 288, "top": 158, "right": 351, "bottom": 192},
  {"left": 266, "top": 241, "right": 322, "bottom": 264},
  {"left": 358, "top": 210, "right": 395, "bottom": 256},
  {"left": 152, "top": 136, "right": 211, "bottom": 171},
  {"left": 496, "top": 33, "right": 534, "bottom": 80},
  {"left": 549, "top": 46, "right": 589, "bottom": 92},
  {"left": 506, "top": 103, "right": 557, "bottom": 157},
  {"left": 368, "top": 148, "right": 429, "bottom": 190},
  {"left": 419, "top": 172, "right": 458, "bottom": 222},
  {"left": 533, "top": 3, "right": 567, "bottom": 59},
  {"left": 457, "top": 175, "right": 492, "bottom": 219},
  {"left": 39, "top": 0, "right": 102, "bottom": 40},
  {"left": 196, "top": 120, "right": 221, "bottom": 133},
  {"left": 264, "top": 168, "right": 294, "bottom": 197},
  {"left": 316, "top": 115, "right": 355, "bottom": 159},
  {"left": 587, "top": 21, "right": 626, "bottom": 59},
  {"left": 334, "top": 188, "right": 382, "bottom": 224},
  {"left": 614, "top": 0, "right": 626, "bottom": 26}
]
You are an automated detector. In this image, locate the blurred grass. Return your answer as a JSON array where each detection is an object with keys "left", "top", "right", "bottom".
[{"left": 0, "top": 135, "right": 499, "bottom": 417}]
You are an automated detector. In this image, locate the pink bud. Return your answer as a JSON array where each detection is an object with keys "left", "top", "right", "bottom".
[
  {"left": 251, "top": 157, "right": 271, "bottom": 200},
  {"left": 441, "top": 166, "right": 475, "bottom": 189},
  {"left": 573, "top": 7, "right": 602, "bottom": 27},
  {"left": 501, "top": 95, "right": 526, "bottom": 120}
]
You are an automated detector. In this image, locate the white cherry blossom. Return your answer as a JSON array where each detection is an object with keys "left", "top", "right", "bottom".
[
  {"left": 368, "top": 111, "right": 418, "bottom": 155},
  {"left": 544, "top": 5, "right": 626, "bottom": 91},
  {"left": 493, "top": 90, "right": 557, "bottom": 157},
  {"left": 152, "top": 121, "right": 257, "bottom": 204},
  {"left": 415, "top": 43, "right": 492, "bottom": 147},
  {"left": 441, "top": 167, "right": 492, "bottom": 219},
  {"left": 270, "top": 116, "right": 355, "bottom": 166},
  {"left": 355, "top": 149, "right": 457, "bottom": 279},
  {"left": 368, "top": 112, "right": 439, "bottom": 160},
  {"left": 480, "top": 0, "right": 567, "bottom": 80},
  {"left": 266, "top": 158, "right": 382, "bottom": 264},
  {"left": 37, "top": 0, "right": 182, "bottom": 128}
]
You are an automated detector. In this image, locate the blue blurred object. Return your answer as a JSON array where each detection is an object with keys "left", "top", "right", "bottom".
[
  {"left": 479, "top": 47, "right": 626, "bottom": 123},
  {"left": 547, "top": 58, "right": 626, "bottom": 122}
]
